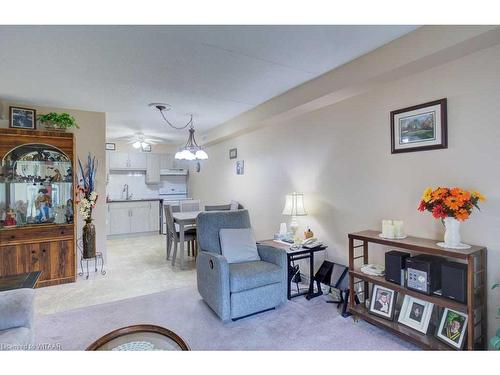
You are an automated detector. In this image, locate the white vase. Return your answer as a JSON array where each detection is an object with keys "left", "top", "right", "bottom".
[{"left": 443, "top": 217, "right": 462, "bottom": 247}]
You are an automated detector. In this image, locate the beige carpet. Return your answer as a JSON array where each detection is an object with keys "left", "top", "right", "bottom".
[{"left": 35, "top": 286, "right": 418, "bottom": 350}]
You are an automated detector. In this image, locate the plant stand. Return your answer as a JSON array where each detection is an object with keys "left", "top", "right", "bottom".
[{"left": 77, "top": 237, "right": 106, "bottom": 280}]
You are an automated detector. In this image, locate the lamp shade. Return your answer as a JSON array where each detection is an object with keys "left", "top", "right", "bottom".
[{"left": 282, "top": 192, "right": 307, "bottom": 216}]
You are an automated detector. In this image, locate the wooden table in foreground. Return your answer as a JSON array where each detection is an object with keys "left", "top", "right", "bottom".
[
  {"left": 348, "top": 230, "right": 486, "bottom": 351},
  {"left": 86, "top": 324, "right": 190, "bottom": 351},
  {"left": 172, "top": 211, "right": 202, "bottom": 269}
]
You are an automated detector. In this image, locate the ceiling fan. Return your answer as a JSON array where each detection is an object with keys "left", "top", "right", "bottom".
[{"left": 120, "top": 132, "right": 167, "bottom": 150}]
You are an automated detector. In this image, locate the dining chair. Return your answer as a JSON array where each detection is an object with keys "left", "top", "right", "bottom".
[
  {"left": 164, "top": 205, "right": 197, "bottom": 264},
  {"left": 204, "top": 202, "right": 244, "bottom": 211},
  {"left": 180, "top": 199, "right": 201, "bottom": 212}
]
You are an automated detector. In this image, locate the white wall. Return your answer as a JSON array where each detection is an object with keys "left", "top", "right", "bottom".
[{"left": 190, "top": 42, "right": 500, "bottom": 342}]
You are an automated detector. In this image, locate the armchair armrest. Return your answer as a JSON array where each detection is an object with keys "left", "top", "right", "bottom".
[
  {"left": 257, "top": 244, "right": 286, "bottom": 268},
  {"left": 196, "top": 251, "right": 231, "bottom": 321},
  {"left": 0, "top": 289, "right": 35, "bottom": 331},
  {"left": 257, "top": 244, "right": 288, "bottom": 303}
]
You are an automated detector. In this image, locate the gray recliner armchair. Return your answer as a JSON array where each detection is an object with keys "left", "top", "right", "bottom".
[
  {"left": 196, "top": 210, "right": 287, "bottom": 322},
  {"left": 0, "top": 288, "right": 35, "bottom": 350}
]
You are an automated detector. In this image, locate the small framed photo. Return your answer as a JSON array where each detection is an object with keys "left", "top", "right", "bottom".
[
  {"left": 141, "top": 144, "right": 152, "bottom": 152},
  {"left": 236, "top": 160, "right": 244, "bottom": 175},
  {"left": 369, "top": 284, "right": 397, "bottom": 320},
  {"left": 398, "top": 295, "right": 433, "bottom": 334},
  {"left": 436, "top": 308, "right": 468, "bottom": 349},
  {"left": 229, "top": 148, "right": 237, "bottom": 159},
  {"left": 9, "top": 106, "right": 36, "bottom": 130},
  {"left": 390, "top": 98, "right": 447, "bottom": 154},
  {"left": 105, "top": 143, "right": 116, "bottom": 151}
]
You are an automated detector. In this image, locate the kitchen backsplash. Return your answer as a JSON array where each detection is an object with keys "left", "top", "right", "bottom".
[{"left": 107, "top": 171, "right": 187, "bottom": 200}]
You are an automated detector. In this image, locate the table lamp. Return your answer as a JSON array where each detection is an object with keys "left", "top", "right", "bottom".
[{"left": 282, "top": 192, "right": 307, "bottom": 236}]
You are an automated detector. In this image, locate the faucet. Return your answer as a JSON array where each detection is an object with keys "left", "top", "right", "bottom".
[{"left": 122, "top": 184, "right": 133, "bottom": 200}]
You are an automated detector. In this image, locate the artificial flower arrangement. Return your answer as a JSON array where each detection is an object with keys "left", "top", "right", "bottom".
[
  {"left": 76, "top": 153, "right": 98, "bottom": 222},
  {"left": 418, "top": 187, "right": 485, "bottom": 221}
]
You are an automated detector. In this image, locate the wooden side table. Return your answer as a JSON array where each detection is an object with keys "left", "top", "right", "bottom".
[{"left": 258, "top": 240, "right": 327, "bottom": 300}]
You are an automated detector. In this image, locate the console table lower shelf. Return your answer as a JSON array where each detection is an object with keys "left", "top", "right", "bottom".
[{"left": 349, "top": 305, "right": 450, "bottom": 350}]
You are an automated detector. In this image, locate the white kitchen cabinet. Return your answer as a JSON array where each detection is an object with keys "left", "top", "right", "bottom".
[
  {"left": 159, "top": 153, "right": 175, "bottom": 170},
  {"left": 107, "top": 201, "right": 160, "bottom": 235},
  {"left": 128, "top": 153, "right": 147, "bottom": 169},
  {"left": 105, "top": 150, "right": 110, "bottom": 185},
  {"left": 129, "top": 204, "right": 151, "bottom": 233},
  {"left": 108, "top": 152, "right": 147, "bottom": 170},
  {"left": 108, "top": 204, "right": 132, "bottom": 235},
  {"left": 146, "top": 154, "right": 161, "bottom": 184},
  {"left": 148, "top": 201, "right": 160, "bottom": 232},
  {"left": 108, "top": 152, "right": 130, "bottom": 170}
]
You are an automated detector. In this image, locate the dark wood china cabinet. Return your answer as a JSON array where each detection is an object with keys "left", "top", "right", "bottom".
[{"left": 0, "top": 128, "right": 76, "bottom": 287}]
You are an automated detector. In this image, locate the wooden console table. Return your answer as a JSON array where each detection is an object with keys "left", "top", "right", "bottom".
[{"left": 348, "top": 230, "right": 486, "bottom": 350}]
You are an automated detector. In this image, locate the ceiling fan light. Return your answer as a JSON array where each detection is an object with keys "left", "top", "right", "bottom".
[
  {"left": 132, "top": 141, "right": 141, "bottom": 149},
  {"left": 195, "top": 149, "right": 208, "bottom": 160}
]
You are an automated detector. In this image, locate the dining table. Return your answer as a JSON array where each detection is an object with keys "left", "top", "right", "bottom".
[{"left": 172, "top": 211, "right": 202, "bottom": 269}]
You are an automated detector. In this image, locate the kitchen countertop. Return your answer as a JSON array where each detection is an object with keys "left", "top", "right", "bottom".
[{"left": 107, "top": 198, "right": 163, "bottom": 203}]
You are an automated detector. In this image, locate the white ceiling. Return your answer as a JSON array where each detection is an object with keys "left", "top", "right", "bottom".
[{"left": 0, "top": 25, "right": 418, "bottom": 142}]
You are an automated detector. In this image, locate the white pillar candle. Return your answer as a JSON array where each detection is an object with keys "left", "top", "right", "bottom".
[
  {"left": 393, "top": 220, "right": 405, "bottom": 238},
  {"left": 382, "top": 220, "right": 393, "bottom": 237},
  {"left": 385, "top": 224, "right": 395, "bottom": 238}
]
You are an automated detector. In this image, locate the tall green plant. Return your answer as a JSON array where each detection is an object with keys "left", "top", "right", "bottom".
[{"left": 38, "top": 112, "right": 79, "bottom": 129}]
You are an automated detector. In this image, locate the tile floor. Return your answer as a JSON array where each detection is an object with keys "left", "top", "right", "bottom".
[{"left": 35, "top": 234, "right": 197, "bottom": 315}]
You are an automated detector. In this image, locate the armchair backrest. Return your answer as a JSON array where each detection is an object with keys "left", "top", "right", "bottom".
[{"left": 196, "top": 209, "right": 251, "bottom": 254}]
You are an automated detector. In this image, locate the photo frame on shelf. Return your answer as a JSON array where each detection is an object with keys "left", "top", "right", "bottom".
[
  {"left": 141, "top": 144, "right": 152, "bottom": 152},
  {"left": 390, "top": 98, "right": 447, "bottom": 154},
  {"left": 436, "top": 308, "right": 468, "bottom": 350},
  {"left": 368, "top": 284, "right": 397, "bottom": 321},
  {"left": 105, "top": 142, "right": 116, "bottom": 151},
  {"left": 9, "top": 106, "right": 36, "bottom": 130},
  {"left": 397, "top": 295, "right": 434, "bottom": 334}
]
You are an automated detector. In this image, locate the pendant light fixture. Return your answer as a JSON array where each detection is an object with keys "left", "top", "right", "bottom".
[
  {"left": 175, "top": 123, "right": 208, "bottom": 160},
  {"left": 149, "top": 103, "right": 208, "bottom": 160}
]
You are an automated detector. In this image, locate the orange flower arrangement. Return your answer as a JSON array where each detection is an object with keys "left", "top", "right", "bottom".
[{"left": 418, "top": 187, "right": 485, "bottom": 221}]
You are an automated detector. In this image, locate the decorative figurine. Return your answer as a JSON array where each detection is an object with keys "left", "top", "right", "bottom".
[
  {"left": 65, "top": 198, "right": 74, "bottom": 223},
  {"left": 47, "top": 166, "right": 63, "bottom": 182},
  {"left": 15, "top": 200, "right": 27, "bottom": 225},
  {"left": 65, "top": 167, "right": 72, "bottom": 182},
  {"left": 35, "top": 188, "right": 52, "bottom": 222},
  {"left": 54, "top": 205, "right": 66, "bottom": 224},
  {"left": 4, "top": 208, "right": 17, "bottom": 227},
  {"left": 304, "top": 227, "right": 314, "bottom": 239}
]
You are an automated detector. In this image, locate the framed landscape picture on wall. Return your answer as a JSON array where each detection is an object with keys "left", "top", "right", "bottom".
[{"left": 390, "top": 98, "right": 447, "bottom": 154}]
